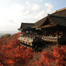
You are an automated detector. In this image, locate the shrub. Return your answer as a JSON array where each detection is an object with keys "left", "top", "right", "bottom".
[{"left": 2, "top": 34, "right": 11, "bottom": 38}]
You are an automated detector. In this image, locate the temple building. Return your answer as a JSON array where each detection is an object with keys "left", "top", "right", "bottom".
[{"left": 18, "top": 8, "right": 66, "bottom": 48}]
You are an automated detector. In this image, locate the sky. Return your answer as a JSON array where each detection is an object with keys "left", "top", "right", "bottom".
[{"left": 0, "top": 0, "right": 66, "bottom": 34}]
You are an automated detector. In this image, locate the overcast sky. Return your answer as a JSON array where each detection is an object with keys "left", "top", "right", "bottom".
[{"left": 0, "top": 0, "right": 66, "bottom": 34}]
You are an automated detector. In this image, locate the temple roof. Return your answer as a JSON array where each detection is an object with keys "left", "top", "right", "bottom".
[
  {"left": 34, "top": 8, "right": 66, "bottom": 28},
  {"left": 18, "top": 23, "right": 34, "bottom": 30},
  {"left": 49, "top": 15, "right": 66, "bottom": 26}
]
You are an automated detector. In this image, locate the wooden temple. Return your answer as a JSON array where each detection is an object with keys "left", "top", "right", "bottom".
[
  {"left": 35, "top": 14, "right": 66, "bottom": 43},
  {"left": 18, "top": 8, "right": 66, "bottom": 48},
  {"left": 18, "top": 23, "right": 43, "bottom": 47}
]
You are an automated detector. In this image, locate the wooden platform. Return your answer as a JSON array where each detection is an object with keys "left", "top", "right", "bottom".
[
  {"left": 18, "top": 37, "right": 33, "bottom": 46},
  {"left": 18, "top": 34, "right": 66, "bottom": 47}
]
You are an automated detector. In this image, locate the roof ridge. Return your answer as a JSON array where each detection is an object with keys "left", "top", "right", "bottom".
[{"left": 56, "top": 8, "right": 66, "bottom": 12}]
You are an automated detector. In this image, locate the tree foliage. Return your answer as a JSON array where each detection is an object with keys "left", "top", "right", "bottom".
[
  {"left": 0, "top": 33, "right": 35, "bottom": 66},
  {"left": 0, "top": 32, "right": 66, "bottom": 66}
]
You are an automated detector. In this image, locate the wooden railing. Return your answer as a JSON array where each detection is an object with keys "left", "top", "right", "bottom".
[
  {"left": 42, "top": 36, "right": 58, "bottom": 42},
  {"left": 19, "top": 34, "right": 66, "bottom": 43},
  {"left": 19, "top": 34, "right": 58, "bottom": 42}
]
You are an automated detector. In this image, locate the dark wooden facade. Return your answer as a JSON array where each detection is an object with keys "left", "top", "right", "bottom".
[
  {"left": 34, "top": 8, "right": 66, "bottom": 44},
  {"left": 18, "top": 8, "right": 66, "bottom": 48}
]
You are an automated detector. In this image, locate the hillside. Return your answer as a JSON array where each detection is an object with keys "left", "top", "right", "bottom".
[{"left": 0, "top": 33, "right": 66, "bottom": 66}]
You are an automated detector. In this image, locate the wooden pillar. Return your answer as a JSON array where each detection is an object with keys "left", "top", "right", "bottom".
[{"left": 57, "top": 31, "right": 59, "bottom": 46}]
